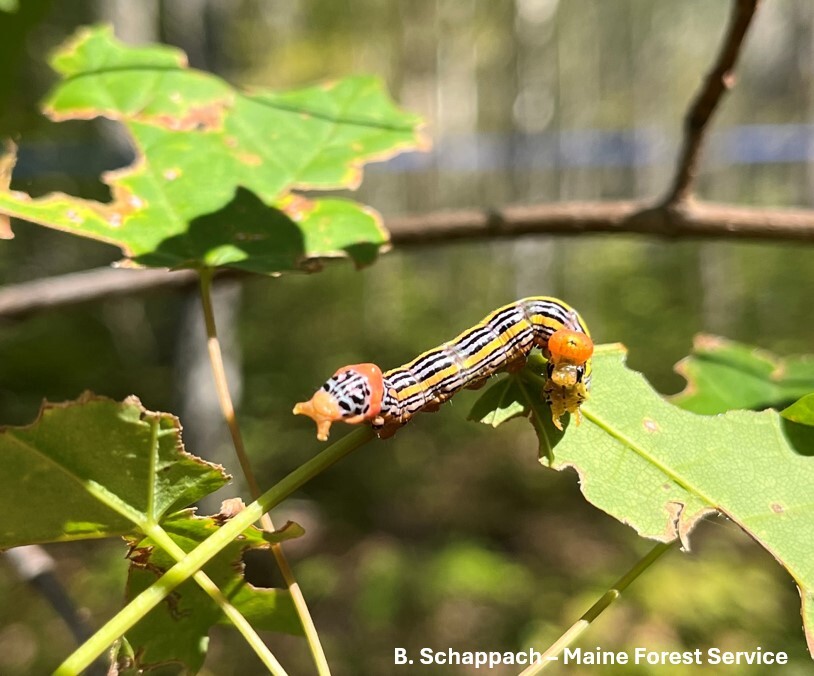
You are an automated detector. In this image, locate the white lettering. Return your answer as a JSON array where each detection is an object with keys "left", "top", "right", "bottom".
[
  {"left": 633, "top": 649, "right": 701, "bottom": 665},
  {"left": 562, "top": 647, "right": 579, "bottom": 664},
  {"left": 561, "top": 647, "right": 627, "bottom": 665},
  {"left": 419, "top": 648, "right": 435, "bottom": 665},
  {"left": 406, "top": 645, "right": 787, "bottom": 668},
  {"left": 707, "top": 647, "right": 787, "bottom": 666}
]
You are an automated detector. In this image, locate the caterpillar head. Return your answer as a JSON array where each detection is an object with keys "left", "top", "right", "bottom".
[
  {"left": 547, "top": 329, "right": 594, "bottom": 388},
  {"left": 293, "top": 363, "right": 384, "bottom": 441}
]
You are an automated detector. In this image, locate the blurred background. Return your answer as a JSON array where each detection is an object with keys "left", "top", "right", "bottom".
[{"left": 1, "top": 0, "right": 814, "bottom": 674}]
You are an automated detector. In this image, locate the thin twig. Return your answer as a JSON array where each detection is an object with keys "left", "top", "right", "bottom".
[
  {"left": 518, "top": 541, "right": 676, "bottom": 676},
  {"left": 198, "top": 268, "right": 332, "bottom": 676},
  {"left": 664, "top": 0, "right": 760, "bottom": 204}
]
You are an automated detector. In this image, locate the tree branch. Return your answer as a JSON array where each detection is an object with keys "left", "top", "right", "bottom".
[
  {"left": 0, "top": 266, "right": 200, "bottom": 319},
  {"left": 1, "top": 198, "right": 813, "bottom": 319},
  {"left": 386, "top": 199, "right": 814, "bottom": 244},
  {"left": 664, "top": 0, "right": 760, "bottom": 204}
]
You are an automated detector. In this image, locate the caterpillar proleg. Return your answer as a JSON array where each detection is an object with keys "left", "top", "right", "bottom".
[{"left": 294, "top": 297, "right": 593, "bottom": 440}]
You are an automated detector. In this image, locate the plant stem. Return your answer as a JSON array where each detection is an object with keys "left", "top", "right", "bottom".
[
  {"left": 198, "top": 267, "right": 331, "bottom": 675},
  {"left": 518, "top": 541, "right": 675, "bottom": 675},
  {"left": 144, "top": 523, "right": 288, "bottom": 676},
  {"left": 56, "top": 427, "right": 375, "bottom": 676}
]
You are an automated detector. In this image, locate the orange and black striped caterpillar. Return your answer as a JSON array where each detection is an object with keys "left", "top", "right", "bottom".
[{"left": 294, "top": 297, "right": 593, "bottom": 440}]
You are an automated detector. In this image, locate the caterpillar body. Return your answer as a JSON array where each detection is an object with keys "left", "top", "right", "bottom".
[{"left": 294, "top": 297, "right": 593, "bottom": 441}]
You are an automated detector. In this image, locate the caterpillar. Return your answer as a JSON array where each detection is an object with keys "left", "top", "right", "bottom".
[{"left": 294, "top": 297, "right": 593, "bottom": 441}]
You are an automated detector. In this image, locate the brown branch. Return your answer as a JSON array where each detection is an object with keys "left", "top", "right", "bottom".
[
  {"left": 387, "top": 200, "right": 814, "bottom": 244},
  {"left": 2, "top": 198, "right": 814, "bottom": 319},
  {"left": 664, "top": 0, "right": 760, "bottom": 205},
  {"left": 0, "top": 266, "right": 200, "bottom": 318}
]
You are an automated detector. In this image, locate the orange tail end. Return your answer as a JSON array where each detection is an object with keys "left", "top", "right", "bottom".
[{"left": 293, "top": 390, "right": 343, "bottom": 441}]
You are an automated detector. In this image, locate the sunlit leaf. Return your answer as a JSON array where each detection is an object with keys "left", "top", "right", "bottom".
[
  {"left": 470, "top": 344, "right": 814, "bottom": 657},
  {"left": 0, "top": 25, "right": 425, "bottom": 273},
  {"left": 671, "top": 334, "right": 814, "bottom": 414},
  {"left": 124, "top": 511, "right": 305, "bottom": 672},
  {"left": 782, "top": 393, "right": 814, "bottom": 427},
  {"left": 0, "top": 393, "right": 228, "bottom": 548}
]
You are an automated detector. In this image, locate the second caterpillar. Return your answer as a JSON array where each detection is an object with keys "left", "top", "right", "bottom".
[{"left": 294, "top": 296, "right": 594, "bottom": 440}]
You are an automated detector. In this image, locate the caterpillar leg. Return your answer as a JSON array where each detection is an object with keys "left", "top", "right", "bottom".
[
  {"left": 504, "top": 358, "right": 527, "bottom": 374},
  {"left": 372, "top": 417, "right": 407, "bottom": 439},
  {"left": 543, "top": 380, "right": 588, "bottom": 431},
  {"left": 543, "top": 381, "right": 567, "bottom": 431},
  {"left": 426, "top": 391, "right": 455, "bottom": 411}
]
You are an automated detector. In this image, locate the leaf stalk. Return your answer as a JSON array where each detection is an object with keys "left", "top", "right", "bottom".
[
  {"left": 517, "top": 541, "right": 675, "bottom": 675},
  {"left": 198, "top": 267, "right": 332, "bottom": 675}
]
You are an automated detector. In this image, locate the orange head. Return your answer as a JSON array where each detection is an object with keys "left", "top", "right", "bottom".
[
  {"left": 293, "top": 363, "right": 384, "bottom": 441},
  {"left": 547, "top": 329, "right": 593, "bottom": 388},
  {"left": 548, "top": 329, "right": 594, "bottom": 366}
]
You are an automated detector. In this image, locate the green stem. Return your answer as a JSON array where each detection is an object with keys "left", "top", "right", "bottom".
[
  {"left": 198, "top": 267, "right": 331, "bottom": 675},
  {"left": 518, "top": 541, "right": 676, "bottom": 675},
  {"left": 56, "top": 427, "right": 375, "bottom": 676},
  {"left": 144, "top": 524, "right": 288, "bottom": 676}
]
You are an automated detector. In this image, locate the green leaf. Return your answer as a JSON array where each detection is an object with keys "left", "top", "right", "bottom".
[
  {"left": 132, "top": 188, "right": 384, "bottom": 273},
  {"left": 468, "top": 359, "right": 564, "bottom": 462},
  {"left": 0, "top": 25, "right": 425, "bottom": 273},
  {"left": 671, "top": 334, "right": 814, "bottom": 414},
  {"left": 782, "top": 393, "right": 814, "bottom": 426},
  {"left": 468, "top": 376, "right": 527, "bottom": 428},
  {"left": 0, "top": 393, "right": 228, "bottom": 548},
  {"left": 0, "top": 0, "right": 19, "bottom": 13},
  {"left": 124, "top": 511, "right": 305, "bottom": 672},
  {"left": 470, "top": 344, "right": 814, "bottom": 657}
]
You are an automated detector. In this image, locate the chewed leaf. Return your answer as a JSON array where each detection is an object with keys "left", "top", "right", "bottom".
[
  {"left": 470, "top": 344, "right": 814, "bottom": 657},
  {"left": 0, "top": 393, "right": 228, "bottom": 548},
  {"left": 0, "top": 25, "right": 425, "bottom": 273},
  {"left": 124, "top": 511, "right": 305, "bottom": 672},
  {"left": 671, "top": 334, "right": 814, "bottom": 414}
]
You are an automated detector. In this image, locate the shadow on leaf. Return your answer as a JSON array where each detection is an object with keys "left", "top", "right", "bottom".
[
  {"left": 133, "top": 187, "right": 309, "bottom": 274},
  {"left": 780, "top": 418, "right": 814, "bottom": 457}
]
